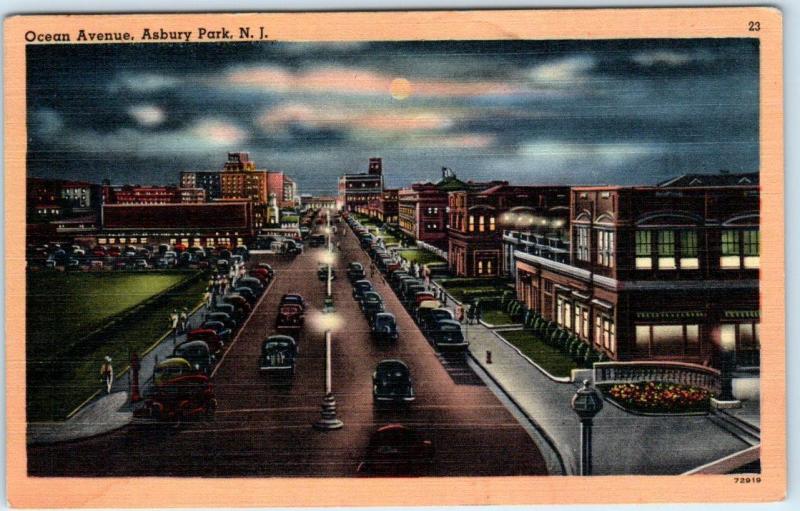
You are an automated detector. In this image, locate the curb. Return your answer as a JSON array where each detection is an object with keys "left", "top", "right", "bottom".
[
  {"left": 486, "top": 329, "right": 573, "bottom": 384},
  {"left": 466, "top": 350, "right": 570, "bottom": 476}
]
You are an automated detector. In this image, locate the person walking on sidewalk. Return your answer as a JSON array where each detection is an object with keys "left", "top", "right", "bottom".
[
  {"left": 179, "top": 308, "right": 189, "bottom": 333},
  {"left": 203, "top": 288, "right": 213, "bottom": 319},
  {"left": 455, "top": 304, "right": 464, "bottom": 324},
  {"left": 170, "top": 309, "right": 179, "bottom": 343},
  {"left": 100, "top": 356, "right": 114, "bottom": 394},
  {"left": 441, "top": 289, "right": 447, "bottom": 307},
  {"left": 474, "top": 300, "right": 482, "bottom": 324}
]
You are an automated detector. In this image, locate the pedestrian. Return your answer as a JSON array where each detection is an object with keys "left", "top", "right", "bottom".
[
  {"left": 221, "top": 276, "right": 228, "bottom": 295},
  {"left": 179, "top": 307, "right": 189, "bottom": 333},
  {"left": 100, "top": 356, "right": 114, "bottom": 394},
  {"left": 442, "top": 290, "right": 448, "bottom": 307},
  {"left": 455, "top": 304, "right": 464, "bottom": 323},
  {"left": 170, "top": 309, "right": 179, "bottom": 342},
  {"left": 207, "top": 275, "right": 215, "bottom": 293},
  {"left": 466, "top": 303, "right": 475, "bottom": 325},
  {"left": 474, "top": 300, "right": 482, "bottom": 324}
]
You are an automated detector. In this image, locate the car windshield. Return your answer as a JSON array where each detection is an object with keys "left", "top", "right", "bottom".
[{"left": 375, "top": 316, "right": 394, "bottom": 329}]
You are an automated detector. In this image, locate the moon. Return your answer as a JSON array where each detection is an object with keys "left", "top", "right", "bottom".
[{"left": 390, "top": 78, "right": 412, "bottom": 100}]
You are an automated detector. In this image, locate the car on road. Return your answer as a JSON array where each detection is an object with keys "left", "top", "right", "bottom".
[
  {"left": 347, "top": 262, "right": 365, "bottom": 282},
  {"left": 206, "top": 311, "right": 237, "bottom": 331},
  {"left": 237, "top": 276, "right": 265, "bottom": 297},
  {"left": 134, "top": 258, "right": 149, "bottom": 270},
  {"left": 279, "top": 293, "right": 306, "bottom": 311},
  {"left": 233, "top": 286, "right": 257, "bottom": 305},
  {"left": 418, "top": 306, "right": 453, "bottom": 333},
  {"left": 371, "top": 313, "right": 398, "bottom": 343},
  {"left": 213, "top": 302, "right": 244, "bottom": 324},
  {"left": 361, "top": 291, "right": 385, "bottom": 323},
  {"left": 360, "top": 235, "right": 374, "bottom": 249},
  {"left": 429, "top": 319, "right": 468, "bottom": 351},
  {"left": 352, "top": 280, "right": 373, "bottom": 301},
  {"left": 173, "top": 340, "right": 214, "bottom": 374},
  {"left": 136, "top": 358, "right": 216, "bottom": 423},
  {"left": 412, "top": 291, "right": 436, "bottom": 310},
  {"left": 223, "top": 294, "right": 252, "bottom": 316},
  {"left": 309, "top": 234, "right": 326, "bottom": 247},
  {"left": 259, "top": 335, "right": 297, "bottom": 375},
  {"left": 186, "top": 329, "right": 223, "bottom": 355},
  {"left": 402, "top": 284, "right": 426, "bottom": 308},
  {"left": 372, "top": 359, "right": 415, "bottom": 404},
  {"left": 250, "top": 268, "right": 271, "bottom": 284},
  {"left": 200, "top": 320, "right": 232, "bottom": 343},
  {"left": 356, "top": 424, "right": 434, "bottom": 476},
  {"left": 276, "top": 304, "right": 305, "bottom": 329},
  {"left": 256, "top": 262, "right": 275, "bottom": 279}
]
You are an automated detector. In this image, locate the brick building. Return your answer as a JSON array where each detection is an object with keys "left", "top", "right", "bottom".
[
  {"left": 447, "top": 184, "right": 568, "bottom": 277},
  {"left": 368, "top": 188, "right": 399, "bottom": 225},
  {"left": 338, "top": 157, "right": 384, "bottom": 213},
  {"left": 103, "top": 185, "right": 181, "bottom": 204},
  {"left": 513, "top": 179, "right": 760, "bottom": 368},
  {"left": 180, "top": 171, "right": 221, "bottom": 200}
]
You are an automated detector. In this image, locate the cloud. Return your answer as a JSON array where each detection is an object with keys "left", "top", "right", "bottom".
[
  {"left": 518, "top": 140, "right": 662, "bottom": 166},
  {"left": 528, "top": 56, "right": 595, "bottom": 84},
  {"left": 30, "top": 108, "right": 64, "bottom": 137},
  {"left": 108, "top": 73, "right": 181, "bottom": 93},
  {"left": 632, "top": 50, "right": 696, "bottom": 67},
  {"left": 56, "top": 118, "right": 248, "bottom": 157},
  {"left": 128, "top": 105, "right": 165, "bottom": 127}
]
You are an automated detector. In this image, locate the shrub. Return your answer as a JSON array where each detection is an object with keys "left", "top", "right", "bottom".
[
  {"left": 576, "top": 343, "right": 589, "bottom": 364},
  {"left": 568, "top": 336, "right": 582, "bottom": 357},
  {"left": 558, "top": 330, "right": 571, "bottom": 351},
  {"left": 584, "top": 348, "right": 600, "bottom": 367},
  {"left": 550, "top": 327, "right": 562, "bottom": 346}
]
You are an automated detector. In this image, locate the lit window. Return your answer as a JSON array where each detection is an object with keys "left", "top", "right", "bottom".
[
  {"left": 489, "top": 217, "right": 496, "bottom": 231},
  {"left": 743, "top": 230, "right": 760, "bottom": 269},
  {"left": 635, "top": 230, "right": 652, "bottom": 269},
  {"left": 479, "top": 216, "right": 485, "bottom": 232},
  {"left": 657, "top": 231, "right": 676, "bottom": 270},
  {"left": 469, "top": 215, "right": 475, "bottom": 232},
  {"left": 597, "top": 230, "right": 614, "bottom": 267},
  {"left": 680, "top": 231, "right": 699, "bottom": 269},
  {"left": 721, "top": 230, "right": 742, "bottom": 269}
]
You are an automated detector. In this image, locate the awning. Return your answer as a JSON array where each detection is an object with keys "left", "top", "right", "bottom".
[
  {"left": 723, "top": 310, "right": 760, "bottom": 320},
  {"left": 635, "top": 311, "right": 706, "bottom": 321},
  {"left": 591, "top": 298, "right": 614, "bottom": 310}
]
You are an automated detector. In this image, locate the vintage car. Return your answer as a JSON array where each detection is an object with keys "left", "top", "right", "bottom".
[
  {"left": 213, "top": 302, "right": 244, "bottom": 324},
  {"left": 173, "top": 340, "right": 214, "bottom": 374},
  {"left": 233, "top": 286, "right": 257, "bottom": 305},
  {"left": 186, "top": 328, "right": 224, "bottom": 355},
  {"left": 371, "top": 313, "right": 398, "bottom": 343},
  {"left": 308, "top": 234, "right": 326, "bottom": 247},
  {"left": 317, "top": 265, "right": 337, "bottom": 281},
  {"left": 361, "top": 291, "right": 385, "bottom": 323},
  {"left": 135, "top": 358, "right": 217, "bottom": 423},
  {"left": 418, "top": 305, "right": 454, "bottom": 333},
  {"left": 402, "top": 284, "right": 426, "bottom": 308},
  {"left": 282, "top": 239, "right": 302, "bottom": 256},
  {"left": 352, "top": 280, "right": 373, "bottom": 301},
  {"left": 249, "top": 268, "right": 271, "bottom": 284},
  {"left": 256, "top": 262, "right": 275, "bottom": 278},
  {"left": 373, "top": 360, "right": 415, "bottom": 404},
  {"left": 276, "top": 304, "right": 305, "bottom": 329},
  {"left": 199, "top": 320, "right": 232, "bottom": 343},
  {"left": 356, "top": 424, "right": 434, "bottom": 476},
  {"left": 347, "top": 262, "right": 365, "bottom": 282},
  {"left": 223, "top": 294, "right": 252, "bottom": 315},
  {"left": 429, "top": 319, "right": 468, "bottom": 351},
  {"left": 280, "top": 293, "right": 306, "bottom": 311},
  {"left": 413, "top": 292, "right": 437, "bottom": 310},
  {"left": 259, "top": 335, "right": 298, "bottom": 374},
  {"left": 390, "top": 271, "right": 412, "bottom": 290},
  {"left": 237, "top": 277, "right": 264, "bottom": 297},
  {"left": 206, "top": 311, "right": 237, "bottom": 331},
  {"left": 359, "top": 235, "right": 374, "bottom": 249}
]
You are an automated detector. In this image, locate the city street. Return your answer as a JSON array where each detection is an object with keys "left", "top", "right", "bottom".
[{"left": 27, "top": 226, "right": 548, "bottom": 477}]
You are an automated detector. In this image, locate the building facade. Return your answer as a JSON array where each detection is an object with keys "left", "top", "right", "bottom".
[
  {"left": 104, "top": 185, "right": 181, "bottom": 204},
  {"left": 448, "top": 185, "right": 568, "bottom": 277},
  {"left": 180, "top": 171, "right": 221, "bottom": 201},
  {"left": 338, "top": 157, "right": 384, "bottom": 212},
  {"left": 513, "top": 182, "right": 760, "bottom": 369}
]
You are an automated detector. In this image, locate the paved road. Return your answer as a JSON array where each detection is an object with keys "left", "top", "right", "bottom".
[{"left": 27, "top": 227, "right": 547, "bottom": 477}]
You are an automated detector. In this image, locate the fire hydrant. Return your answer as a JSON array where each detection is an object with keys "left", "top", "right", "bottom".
[{"left": 486, "top": 350, "right": 493, "bottom": 364}]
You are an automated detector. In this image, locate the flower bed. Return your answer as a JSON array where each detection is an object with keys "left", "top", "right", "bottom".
[{"left": 600, "top": 381, "right": 713, "bottom": 414}]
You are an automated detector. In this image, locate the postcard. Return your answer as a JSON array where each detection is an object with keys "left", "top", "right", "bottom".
[{"left": 4, "top": 7, "right": 784, "bottom": 507}]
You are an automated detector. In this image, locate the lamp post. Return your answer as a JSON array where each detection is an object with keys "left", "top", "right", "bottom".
[
  {"left": 570, "top": 379, "right": 604, "bottom": 476},
  {"left": 312, "top": 311, "right": 344, "bottom": 430}
]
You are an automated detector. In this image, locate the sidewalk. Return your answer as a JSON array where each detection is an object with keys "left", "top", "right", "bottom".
[
  {"left": 27, "top": 294, "right": 215, "bottom": 445},
  {"left": 429, "top": 282, "right": 755, "bottom": 475}
]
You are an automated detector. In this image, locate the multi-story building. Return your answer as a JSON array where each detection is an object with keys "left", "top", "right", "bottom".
[
  {"left": 448, "top": 184, "right": 568, "bottom": 277},
  {"left": 100, "top": 201, "right": 255, "bottom": 248},
  {"left": 220, "top": 152, "right": 269, "bottom": 204},
  {"left": 180, "top": 171, "right": 221, "bottom": 201},
  {"left": 338, "top": 157, "right": 384, "bottom": 213},
  {"left": 27, "top": 178, "right": 101, "bottom": 219},
  {"left": 104, "top": 185, "right": 181, "bottom": 204},
  {"left": 283, "top": 175, "right": 298, "bottom": 208},
  {"left": 513, "top": 177, "right": 760, "bottom": 369},
  {"left": 178, "top": 187, "right": 206, "bottom": 203},
  {"left": 367, "top": 188, "right": 399, "bottom": 224},
  {"left": 301, "top": 195, "right": 337, "bottom": 211}
]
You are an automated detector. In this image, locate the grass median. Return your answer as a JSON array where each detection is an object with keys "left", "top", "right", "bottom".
[
  {"left": 26, "top": 270, "right": 206, "bottom": 421},
  {"left": 498, "top": 330, "right": 578, "bottom": 378}
]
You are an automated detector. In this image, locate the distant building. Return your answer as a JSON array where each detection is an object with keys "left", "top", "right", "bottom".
[
  {"left": 301, "top": 195, "right": 338, "bottom": 210},
  {"left": 513, "top": 182, "right": 760, "bottom": 368},
  {"left": 27, "top": 178, "right": 101, "bottom": 220},
  {"left": 105, "top": 185, "right": 181, "bottom": 205},
  {"left": 220, "top": 152, "right": 269, "bottom": 204},
  {"left": 180, "top": 171, "right": 221, "bottom": 200},
  {"left": 448, "top": 185, "right": 569, "bottom": 277},
  {"left": 178, "top": 187, "right": 206, "bottom": 203},
  {"left": 100, "top": 201, "right": 255, "bottom": 247},
  {"left": 338, "top": 157, "right": 384, "bottom": 213}
]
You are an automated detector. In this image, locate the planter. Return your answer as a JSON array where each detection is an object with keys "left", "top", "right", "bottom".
[{"left": 599, "top": 381, "right": 713, "bottom": 414}]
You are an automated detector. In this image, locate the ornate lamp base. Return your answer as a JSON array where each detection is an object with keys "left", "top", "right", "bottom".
[{"left": 313, "top": 393, "right": 344, "bottom": 430}]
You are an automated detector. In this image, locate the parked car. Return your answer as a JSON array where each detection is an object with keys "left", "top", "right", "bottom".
[
  {"left": 223, "top": 294, "right": 252, "bottom": 315},
  {"left": 309, "top": 234, "right": 326, "bottom": 247},
  {"left": 402, "top": 284, "right": 426, "bottom": 308},
  {"left": 259, "top": 335, "right": 297, "bottom": 375},
  {"left": 213, "top": 303, "right": 243, "bottom": 324},
  {"left": 206, "top": 311, "right": 237, "bottom": 331},
  {"left": 372, "top": 359, "right": 415, "bottom": 403},
  {"left": 256, "top": 262, "right": 275, "bottom": 279},
  {"left": 280, "top": 293, "right": 306, "bottom": 311},
  {"left": 173, "top": 340, "right": 214, "bottom": 374},
  {"left": 413, "top": 291, "right": 436, "bottom": 309},
  {"left": 187, "top": 329, "right": 224, "bottom": 355},
  {"left": 371, "top": 313, "right": 398, "bottom": 343},
  {"left": 352, "top": 279, "right": 373, "bottom": 301},
  {"left": 136, "top": 358, "right": 216, "bottom": 423},
  {"left": 361, "top": 291, "right": 385, "bottom": 323},
  {"left": 134, "top": 258, "right": 149, "bottom": 270},
  {"left": 356, "top": 424, "right": 434, "bottom": 476},
  {"left": 277, "top": 304, "right": 305, "bottom": 330},
  {"left": 347, "top": 262, "right": 365, "bottom": 282},
  {"left": 418, "top": 306, "right": 453, "bottom": 333},
  {"left": 200, "top": 319, "right": 232, "bottom": 342},
  {"left": 429, "top": 319, "right": 468, "bottom": 351},
  {"left": 250, "top": 268, "right": 271, "bottom": 284},
  {"left": 282, "top": 239, "right": 302, "bottom": 256},
  {"left": 237, "top": 277, "right": 264, "bottom": 297},
  {"left": 233, "top": 286, "right": 257, "bottom": 305}
]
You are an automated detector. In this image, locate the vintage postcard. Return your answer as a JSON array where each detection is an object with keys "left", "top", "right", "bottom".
[{"left": 4, "top": 7, "right": 784, "bottom": 507}]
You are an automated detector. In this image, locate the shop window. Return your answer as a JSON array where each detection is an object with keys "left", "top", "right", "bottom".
[
  {"left": 635, "top": 230, "right": 652, "bottom": 269},
  {"left": 657, "top": 230, "right": 676, "bottom": 270},
  {"left": 636, "top": 324, "right": 700, "bottom": 357}
]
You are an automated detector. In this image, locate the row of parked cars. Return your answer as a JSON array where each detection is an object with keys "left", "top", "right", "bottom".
[{"left": 133, "top": 263, "right": 273, "bottom": 424}]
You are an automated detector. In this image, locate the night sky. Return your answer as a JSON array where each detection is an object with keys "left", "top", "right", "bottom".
[{"left": 27, "top": 39, "right": 759, "bottom": 195}]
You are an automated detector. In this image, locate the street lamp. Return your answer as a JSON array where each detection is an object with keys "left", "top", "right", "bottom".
[
  {"left": 310, "top": 310, "right": 344, "bottom": 431},
  {"left": 571, "top": 379, "right": 604, "bottom": 476}
]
